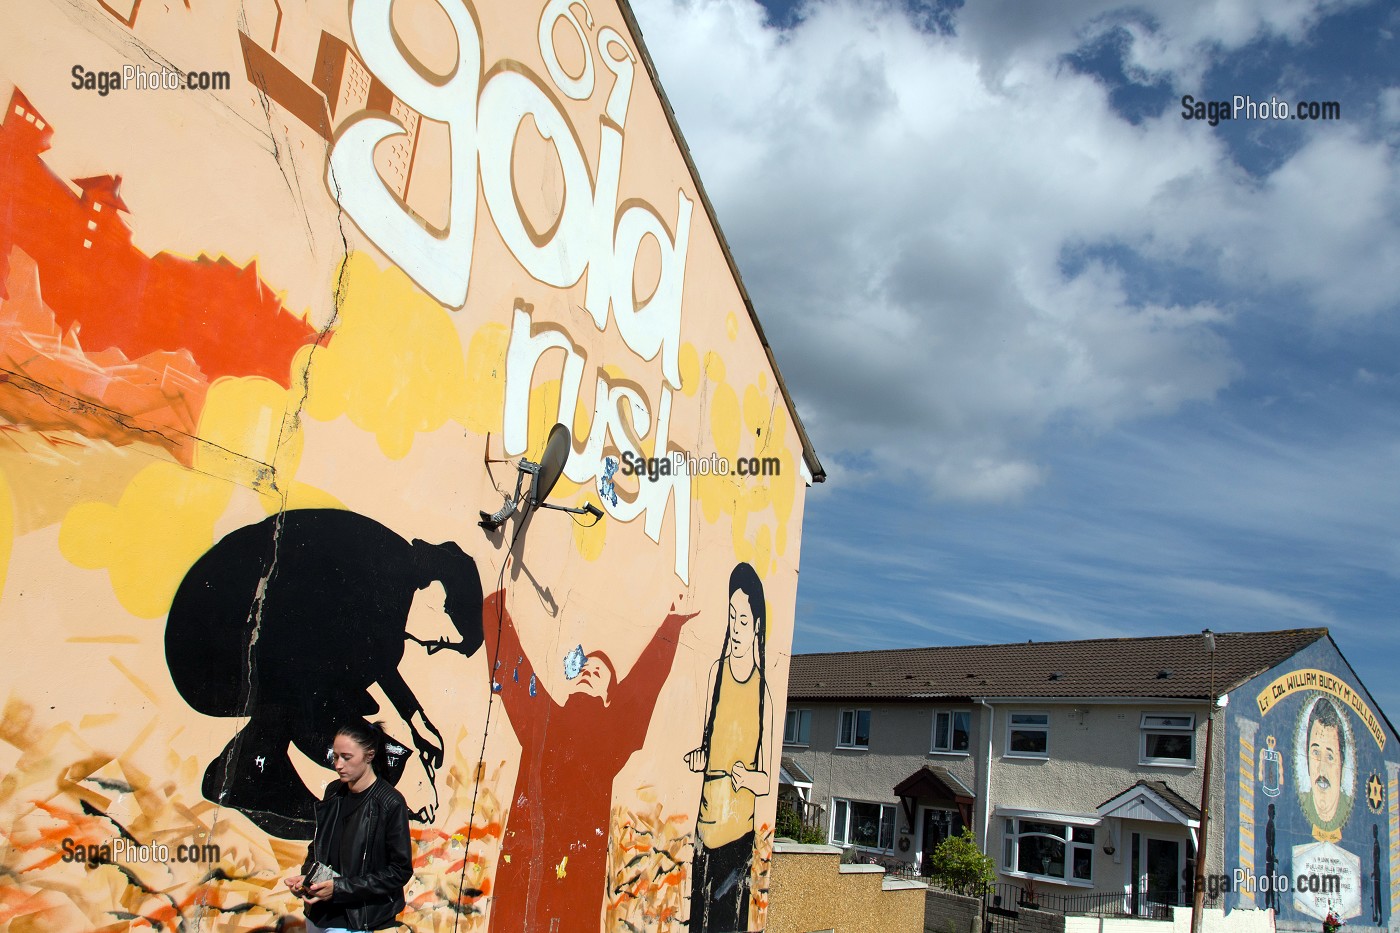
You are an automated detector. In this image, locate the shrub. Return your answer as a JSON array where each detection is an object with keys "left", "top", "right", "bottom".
[
  {"left": 775, "top": 799, "right": 827, "bottom": 845},
  {"left": 926, "top": 828, "right": 995, "bottom": 897}
]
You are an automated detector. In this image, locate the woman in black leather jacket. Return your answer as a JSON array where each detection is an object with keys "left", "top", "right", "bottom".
[{"left": 285, "top": 721, "right": 413, "bottom": 932}]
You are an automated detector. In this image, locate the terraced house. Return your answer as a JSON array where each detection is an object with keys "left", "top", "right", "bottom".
[{"left": 782, "top": 628, "right": 1400, "bottom": 933}]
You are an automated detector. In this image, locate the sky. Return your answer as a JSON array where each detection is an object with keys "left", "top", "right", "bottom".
[{"left": 628, "top": 0, "right": 1400, "bottom": 714}]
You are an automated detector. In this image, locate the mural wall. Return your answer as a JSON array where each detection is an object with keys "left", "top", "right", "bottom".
[
  {"left": 0, "top": 1, "right": 818, "bottom": 930},
  {"left": 1226, "top": 638, "right": 1400, "bottom": 933}
]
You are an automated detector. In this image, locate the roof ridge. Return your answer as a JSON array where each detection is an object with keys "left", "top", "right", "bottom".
[{"left": 791, "top": 627, "right": 1328, "bottom": 658}]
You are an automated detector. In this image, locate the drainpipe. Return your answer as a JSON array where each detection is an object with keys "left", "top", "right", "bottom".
[{"left": 978, "top": 698, "right": 994, "bottom": 849}]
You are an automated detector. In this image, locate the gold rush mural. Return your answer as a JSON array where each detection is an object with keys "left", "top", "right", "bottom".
[{"left": 0, "top": 0, "right": 820, "bottom": 930}]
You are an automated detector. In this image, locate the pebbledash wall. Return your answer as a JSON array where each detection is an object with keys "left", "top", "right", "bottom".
[
  {"left": 1224, "top": 637, "right": 1400, "bottom": 933},
  {"left": 0, "top": 1, "right": 822, "bottom": 931}
]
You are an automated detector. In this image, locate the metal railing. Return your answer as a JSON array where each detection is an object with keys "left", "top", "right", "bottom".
[{"left": 984, "top": 882, "right": 1219, "bottom": 920}]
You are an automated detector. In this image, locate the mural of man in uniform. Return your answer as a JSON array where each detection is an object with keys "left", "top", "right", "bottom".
[
  {"left": 1297, "top": 697, "right": 1354, "bottom": 835},
  {"left": 165, "top": 509, "right": 484, "bottom": 839}
]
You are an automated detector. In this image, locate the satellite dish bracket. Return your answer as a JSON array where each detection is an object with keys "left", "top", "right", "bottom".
[{"left": 478, "top": 424, "right": 603, "bottom": 531}]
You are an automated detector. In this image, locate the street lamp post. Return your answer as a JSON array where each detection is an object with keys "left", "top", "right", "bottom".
[{"left": 1191, "top": 629, "right": 1217, "bottom": 933}]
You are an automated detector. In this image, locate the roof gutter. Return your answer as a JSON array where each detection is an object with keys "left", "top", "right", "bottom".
[
  {"left": 977, "top": 697, "right": 994, "bottom": 851},
  {"left": 971, "top": 695, "right": 1211, "bottom": 705}
]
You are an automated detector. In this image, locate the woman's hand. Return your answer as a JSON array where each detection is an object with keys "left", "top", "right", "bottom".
[
  {"left": 284, "top": 874, "right": 307, "bottom": 897},
  {"left": 303, "top": 878, "right": 335, "bottom": 904},
  {"left": 730, "top": 761, "right": 761, "bottom": 793},
  {"left": 685, "top": 747, "right": 705, "bottom": 772}
]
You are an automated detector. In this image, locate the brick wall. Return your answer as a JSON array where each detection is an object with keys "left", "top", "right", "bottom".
[
  {"left": 924, "top": 888, "right": 983, "bottom": 933},
  {"left": 1018, "top": 907, "right": 1068, "bottom": 933}
]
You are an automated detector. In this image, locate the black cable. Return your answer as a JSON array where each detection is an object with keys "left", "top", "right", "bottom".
[{"left": 451, "top": 501, "right": 530, "bottom": 933}]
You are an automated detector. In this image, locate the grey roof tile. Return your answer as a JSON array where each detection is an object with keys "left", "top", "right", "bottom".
[{"left": 788, "top": 629, "right": 1326, "bottom": 701}]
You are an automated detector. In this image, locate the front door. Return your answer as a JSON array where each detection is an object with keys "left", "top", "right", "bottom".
[
  {"left": 1146, "top": 838, "right": 1182, "bottom": 907},
  {"left": 1130, "top": 833, "right": 1183, "bottom": 914},
  {"left": 920, "top": 807, "right": 962, "bottom": 875}
]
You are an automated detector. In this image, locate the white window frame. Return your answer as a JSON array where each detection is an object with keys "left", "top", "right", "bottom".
[
  {"left": 784, "top": 708, "right": 812, "bottom": 746},
  {"left": 1002, "top": 816, "right": 1096, "bottom": 887},
  {"left": 931, "top": 709, "right": 972, "bottom": 754},
  {"left": 1139, "top": 712, "right": 1196, "bottom": 767},
  {"left": 830, "top": 797, "right": 897, "bottom": 852},
  {"left": 838, "top": 708, "right": 871, "bottom": 749},
  {"left": 1005, "top": 711, "right": 1050, "bottom": 759}
]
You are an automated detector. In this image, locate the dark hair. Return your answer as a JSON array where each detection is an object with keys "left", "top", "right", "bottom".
[
  {"left": 585, "top": 651, "right": 618, "bottom": 684},
  {"left": 702, "top": 563, "right": 767, "bottom": 770},
  {"left": 337, "top": 720, "right": 390, "bottom": 777},
  {"left": 1307, "top": 697, "right": 1344, "bottom": 744}
]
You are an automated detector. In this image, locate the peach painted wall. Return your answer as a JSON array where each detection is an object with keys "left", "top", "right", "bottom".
[{"left": 0, "top": 1, "right": 816, "bottom": 930}]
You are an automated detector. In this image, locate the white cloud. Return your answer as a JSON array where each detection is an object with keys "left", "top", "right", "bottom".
[
  {"left": 955, "top": 0, "right": 1368, "bottom": 87},
  {"left": 634, "top": 0, "right": 1397, "bottom": 500}
]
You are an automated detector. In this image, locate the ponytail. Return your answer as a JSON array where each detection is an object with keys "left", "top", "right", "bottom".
[{"left": 336, "top": 720, "right": 390, "bottom": 777}]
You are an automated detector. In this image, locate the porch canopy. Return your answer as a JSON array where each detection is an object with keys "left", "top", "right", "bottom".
[
  {"left": 1097, "top": 780, "right": 1201, "bottom": 827},
  {"left": 894, "top": 764, "right": 975, "bottom": 829},
  {"left": 779, "top": 756, "right": 814, "bottom": 800}
]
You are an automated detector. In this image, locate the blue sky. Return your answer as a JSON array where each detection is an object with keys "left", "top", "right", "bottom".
[{"left": 630, "top": 0, "right": 1400, "bottom": 713}]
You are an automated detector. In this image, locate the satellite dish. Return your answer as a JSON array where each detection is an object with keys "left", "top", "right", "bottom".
[
  {"left": 478, "top": 422, "right": 602, "bottom": 531},
  {"left": 530, "top": 422, "right": 571, "bottom": 508}
]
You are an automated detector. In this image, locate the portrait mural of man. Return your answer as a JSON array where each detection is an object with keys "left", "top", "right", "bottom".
[
  {"left": 1225, "top": 649, "right": 1398, "bottom": 929},
  {"left": 1296, "top": 696, "right": 1356, "bottom": 838}
]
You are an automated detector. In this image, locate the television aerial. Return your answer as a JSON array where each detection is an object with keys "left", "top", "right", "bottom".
[{"left": 479, "top": 422, "right": 604, "bottom": 531}]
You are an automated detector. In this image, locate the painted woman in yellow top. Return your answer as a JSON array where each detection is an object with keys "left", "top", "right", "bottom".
[{"left": 686, "top": 562, "right": 775, "bottom": 933}]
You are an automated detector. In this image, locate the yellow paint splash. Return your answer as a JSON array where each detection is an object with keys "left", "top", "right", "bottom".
[
  {"left": 58, "top": 377, "right": 301, "bottom": 618},
  {"left": 303, "top": 252, "right": 473, "bottom": 459},
  {"left": 709, "top": 384, "right": 740, "bottom": 460},
  {"left": 571, "top": 492, "right": 606, "bottom": 561},
  {"left": 555, "top": 855, "right": 568, "bottom": 879},
  {"left": 678, "top": 342, "right": 700, "bottom": 397},
  {"left": 688, "top": 346, "right": 802, "bottom": 577},
  {"left": 703, "top": 350, "right": 726, "bottom": 385},
  {"left": 463, "top": 322, "right": 511, "bottom": 436}
]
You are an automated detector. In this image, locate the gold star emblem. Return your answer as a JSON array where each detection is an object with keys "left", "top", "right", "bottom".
[{"left": 1367, "top": 772, "right": 1385, "bottom": 813}]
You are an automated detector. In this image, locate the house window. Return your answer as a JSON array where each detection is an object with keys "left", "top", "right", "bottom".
[
  {"left": 932, "top": 710, "right": 971, "bottom": 753},
  {"left": 831, "top": 798, "right": 896, "bottom": 850},
  {"left": 1006, "top": 712, "right": 1049, "bottom": 758},
  {"left": 838, "top": 709, "right": 871, "bottom": 749},
  {"left": 1002, "top": 818, "right": 1094, "bottom": 883},
  {"left": 1141, "top": 713, "right": 1195, "bottom": 765},
  {"left": 784, "top": 708, "right": 811, "bottom": 745}
]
